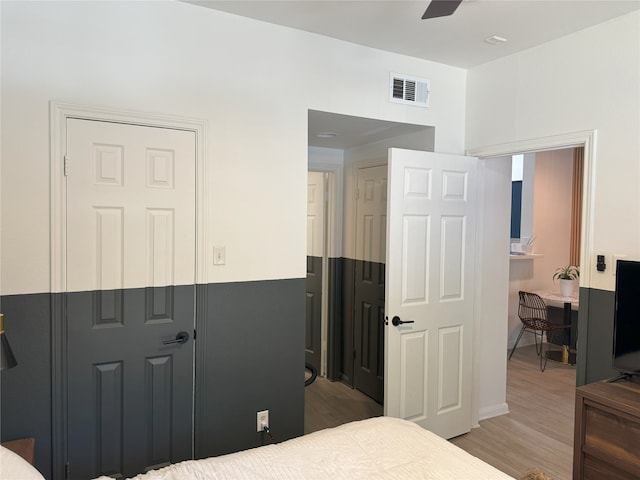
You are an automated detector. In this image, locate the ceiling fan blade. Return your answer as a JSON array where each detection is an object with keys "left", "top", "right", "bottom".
[{"left": 422, "top": 0, "right": 463, "bottom": 20}]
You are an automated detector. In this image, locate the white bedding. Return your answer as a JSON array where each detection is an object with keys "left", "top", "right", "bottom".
[
  {"left": 0, "top": 445, "right": 45, "bottom": 480},
  {"left": 95, "top": 417, "right": 515, "bottom": 480}
]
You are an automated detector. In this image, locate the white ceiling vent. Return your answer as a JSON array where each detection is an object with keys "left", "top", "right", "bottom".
[{"left": 390, "top": 72, "right": 430, "bottom": 108}]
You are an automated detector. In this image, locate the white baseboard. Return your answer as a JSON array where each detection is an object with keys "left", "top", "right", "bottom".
[{"left": 478, "top": 402, "right": 510, "bottom": 421}]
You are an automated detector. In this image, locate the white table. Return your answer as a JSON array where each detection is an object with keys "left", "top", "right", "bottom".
[
  {"left": 534, "top": 289, "right": 578, "bottom": 310},
  {"left": 534, "top": 289, "right": 579, "bottom": 365}
]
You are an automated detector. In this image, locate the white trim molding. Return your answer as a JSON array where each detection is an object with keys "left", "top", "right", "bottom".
[
  {"left": 49, "top": 101, "right": 209, "bottom": 292},
  {"left": 467, "top": 129, "right": 597, "bottom": 288},
  {"left": 477, "top": 402, "right": 510, "bottom": 423},
  {"left": 307, "top": 161, "right": 344, "bottom": 260}
]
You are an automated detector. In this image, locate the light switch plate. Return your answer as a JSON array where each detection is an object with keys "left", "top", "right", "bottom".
[{"left": 213, "top": 246, "right": 226, "bottom": 265}]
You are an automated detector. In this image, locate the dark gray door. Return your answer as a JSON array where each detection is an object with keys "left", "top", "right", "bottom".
[
  {"left": 66, "top": 287, "right": 194, "bottom": 479},
  {"left": 65, "top": 119, "right": 196, "bottom": 479},
  {"left": 353, "top": 260, "right": 385, "bottom": 403}
]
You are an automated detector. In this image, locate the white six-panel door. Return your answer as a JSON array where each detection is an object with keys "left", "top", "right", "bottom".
[
  {"left": 384, "top": 148, "right": 477, "bottom": 439},
  {"left": 355, "top": 165, "right": 387, "bottom": 265},
  {"left": 65, "top": 118, "right": 196, "bottom": 479},
  {"left": 66, "top": 119, "right": 196, "bottom": 292},
  {"left": 307, "top": 171, "right": 325, "bottom": 259}
]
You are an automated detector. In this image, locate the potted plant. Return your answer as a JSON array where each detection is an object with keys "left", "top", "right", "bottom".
[{"left": 553, "top": 265, "right": 579, "bottom": 297}]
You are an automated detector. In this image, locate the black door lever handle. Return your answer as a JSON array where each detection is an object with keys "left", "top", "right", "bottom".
[
  {"left": 163, "top": 331, "right": 189, "bottom": 345},
  {"left": 392, "top": 316, "right": 415, "bottom": 327}
]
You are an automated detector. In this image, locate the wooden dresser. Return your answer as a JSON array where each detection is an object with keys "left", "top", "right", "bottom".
[{"left": 573, "top": 379, "right": 640, "bottom": 479}]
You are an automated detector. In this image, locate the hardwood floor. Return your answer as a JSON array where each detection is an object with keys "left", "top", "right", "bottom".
[
  {"left": 451, "top": 344, "right": 576, "bottom": 480},
  {"left": 304, "top": 344, "right": 576, "bottom": 480},
  {"left": 304, "top": 376, "right": 382, "bottom": 434}
]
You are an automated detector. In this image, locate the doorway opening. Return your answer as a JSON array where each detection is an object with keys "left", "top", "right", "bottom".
[
  {"left": 469, "top": 129, "right": 594, "bottom": 426},
  {"left": 305, "top": 110, "right": 434, "bottom": 430},
  {"left": 507, "top": 147, "right": 583, "bottom": 356},
  {"left": 305, "top": 118, "right": 594, "bottom": 446}
]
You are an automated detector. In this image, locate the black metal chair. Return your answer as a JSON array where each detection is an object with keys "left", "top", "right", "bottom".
[{"left": 509, "top": 291, "right": 572, "bottom": 371}]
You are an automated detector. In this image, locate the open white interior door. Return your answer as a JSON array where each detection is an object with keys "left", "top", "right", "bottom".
[{"left": 384, "top": 148, "right": 477, "bottom": 439}]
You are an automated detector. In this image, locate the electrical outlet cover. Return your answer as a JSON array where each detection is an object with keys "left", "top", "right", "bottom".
[{"left": 256, "top": 410, "right": 269, "bottom": 432}]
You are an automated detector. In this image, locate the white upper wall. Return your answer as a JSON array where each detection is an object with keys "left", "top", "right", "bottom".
[
  {"left": 0, "top": 1, "right": 467, "bottom": 295},
  {"left": 466, "top": 11, "right": 640, "bottom": 291}
]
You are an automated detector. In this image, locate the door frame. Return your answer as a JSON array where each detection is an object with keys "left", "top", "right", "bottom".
[
  {"left": 468, "top": 129, "right": 595, "bottom": 284},
  {"left": 352, "top": 162, "right": 387, "bottom": 402},
  {"left": 467, "top": 129, "right": 596, "bottom": 423},
  {"left": 305, "top": 170, "right": 327, "bottom": 376},
  {"left": 49, "top": 102, "right": 208, "bottom": 479},
  {"left": 307, "top": 159, "right": 342, "bottom": 379}
]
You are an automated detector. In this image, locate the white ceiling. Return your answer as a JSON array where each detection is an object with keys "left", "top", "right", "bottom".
[
  {"left": 185, "top": 0, "right": 640, "bottom": 148},
  {"left": 307, "top": 110, "right": 433, "bottom": 148},
  {"left": 186, "top": 0, "right": 640, "bottom": 69}
]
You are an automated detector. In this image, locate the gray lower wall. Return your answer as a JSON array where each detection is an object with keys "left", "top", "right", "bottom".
[
  {"left": 1, "top": 278, "right": 305, "bottom": 480},
  {"left": 326, "top": 257, "right": 344, "bottom": 382},
  {"left": 305, "top": 256, "right": 323, "bottom": 372},
  {"left": 340, "top": 257, "right": 355, "bottom": 384},
  {"left": 576, "top": 287, "right": 619, "bottom": 386},
  {"left": 194, "top": 278, "right": 305, "bottom": 459},
  {"left": 0, "top": 293, "right": 53, "bottom": 479},
  {"left": 0, "top": 284, "right": 619, "bottom": 477}
]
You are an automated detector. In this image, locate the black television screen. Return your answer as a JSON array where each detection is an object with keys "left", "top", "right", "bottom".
[{"left": 613, "top": 260, "right": 640, "bottom": 374}]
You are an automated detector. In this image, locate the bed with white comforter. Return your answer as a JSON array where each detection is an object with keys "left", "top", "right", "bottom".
[{"left": 92, "top": 417, "right": 514, "bottom": 480}]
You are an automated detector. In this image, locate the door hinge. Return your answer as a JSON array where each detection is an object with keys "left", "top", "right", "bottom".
[
  {"left": 353, "top": 349, "right": 357, "bottom": 360},
  {"left": 355, "top": 188, "right": 359, "bottom": 200},
  {"left": 64, "top": 462, "right": 70, "bottom": 479},
  {"left": 63, "top": 155, "right": 69, "bottom": 176},
  {"left": 193, "top": 329, "right": 197, "bottom": 340}
]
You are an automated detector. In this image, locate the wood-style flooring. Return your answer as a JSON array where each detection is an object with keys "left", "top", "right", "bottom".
[
  {"left": 304, "top": 375, "right": 383, "bottom": 434},
  {"left": 304, "top": 344, "right": 576, "bottom": 480},
  {"left": 451, "top": 344, "right": 576, "bottom": 479}
]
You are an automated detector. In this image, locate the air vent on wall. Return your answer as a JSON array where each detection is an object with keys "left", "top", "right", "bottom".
[{"left": 390, "top": 72, "right": 430, "bottom": 108}]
